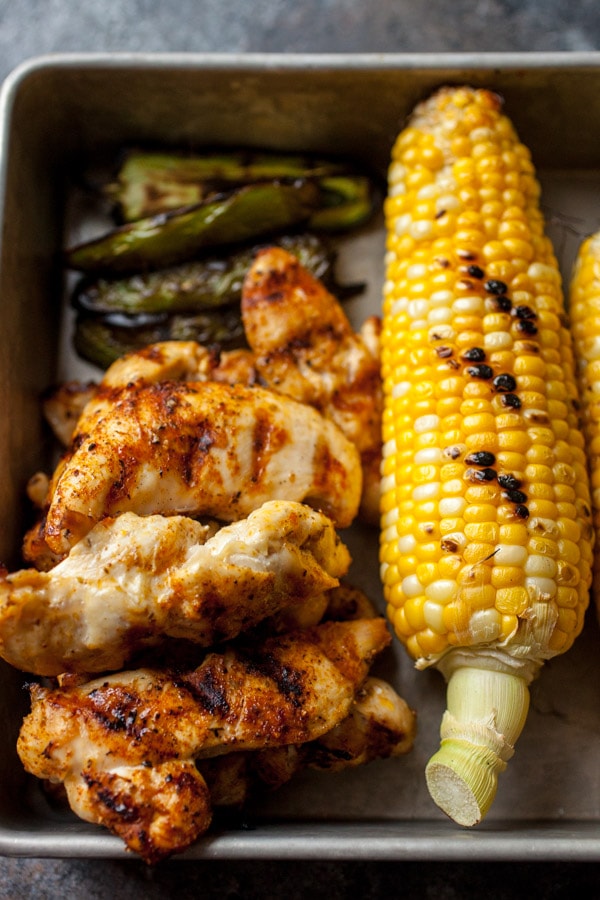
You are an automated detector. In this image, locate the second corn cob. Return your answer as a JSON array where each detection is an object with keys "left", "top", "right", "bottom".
[
  {"left": 569, "top": 230, "right": 600, "bottom": 602},
  {"left": 379, "top": 86, "right": 593, "bottom": 826}
]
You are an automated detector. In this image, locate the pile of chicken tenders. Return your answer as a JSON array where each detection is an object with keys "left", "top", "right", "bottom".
[{"left": 0, "top": 247, "right": 415, "bottom": 863}]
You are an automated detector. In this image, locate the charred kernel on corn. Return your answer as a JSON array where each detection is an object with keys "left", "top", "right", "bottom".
[
  {"left": 569, "top": 230, "right": 600, "bottom": 604},
  {"left": 380, "top": 85, "right": 594, "bottom": 828}
]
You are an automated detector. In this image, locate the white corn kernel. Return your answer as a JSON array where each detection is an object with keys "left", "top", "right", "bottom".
[
  {"left": 380, "top": 473, "right": 396, "bottom": 495},
  {"left": 468, "top": 608, "right": 502, "bottom": 642},
  {"left": 493, "top": 544, "right": 528, "bottom": 566},
  {"left": 414, "top": 447, "right": 444, "bottom": 464},
  {"left": 453, "top": 296, "right": 484, "bottom": 315},
  {"left": 428, "top": 325, "right": 455, "bottom": 342},
  {"left": 436, "top": 195, "right": 460, "bottom": 212},
  {"left": 441, "top": 531, "right": 467, "bottom": 551},
  {"left": 410, "top": 220, "right": 433, "bottom": 240},
  {"left": 391, "top": 381, "right": 411, "bottom": 399},
  {"left": 417, "top": 184, "right": 439, "bottom": 200},
  {"left": 470, "top": 126, "right": 494, "bottom": 142},
  {"left": 528, "top": 262, "right": 560, "bottom": 283},
  {"left": 430, "top": 289, "right": 455, "bottom": 307},
  {"left": 394, "top": 213, "right": 412, "bottom": 236},
  {"left": 407, "top": 263, "right": 428, "bottom": 280},
  {"left": 381, "top": 507, "right": 399, "bottom": 529},
  {"left": 439, "top": 497, "right": 467, "bottom": 515},
  {"left": 389, "top": 161, "right": 406, "bottom": 182},
  {"left": 525, "top": 576, "right": 558, "bottom": 598},
  {"left": 483, "top": 331, "right": 513, "bottom": 351},
  {"left": 408, "top": 299, "right": 429, "bottom": 319},
  {"left": 527, "top": 517, "right": 560, "bottom": 538},
  {"left": 397, "top": 534, "right": 417, "bottom": 554},
  {"left": 425, "top": 579, "right": 458, "bottom": 604},
  {"left": 524, "top": 555, "right": 558, "bottom": 579},
  {"left": 415, "top": 414, "right": 440, "bottom": 433},
  {"left": 402, "top": 574, "right": 424, "bottom": 598},
  {"left": 428, "top": 307, "right": 454, "bottom": 325},
  {"left": 390, "top": 296, "right": 409, "bottom": 315},
  {"left": 423, "top": 600, "right": 446, "bottom": 633},
  {"left": 413, "top": 482, "right": 441, "bottom": 502}
]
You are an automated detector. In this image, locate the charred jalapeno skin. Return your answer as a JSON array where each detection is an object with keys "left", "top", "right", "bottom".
[
  {"left": 73, "top": 308, "right": 247, "bottom": 370},
  {"left": 65, "top": 179, "right": 324, "bottom": 274},
  {"left": 106, "top": 149, "right": 375, "bottom": 232},
  {"left": 72, "top": 233, "right": 339, "bottom": 315}
]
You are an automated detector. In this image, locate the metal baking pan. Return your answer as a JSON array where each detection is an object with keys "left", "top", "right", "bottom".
[{"left": 1, "top": 51, "right": 600, "bottom": 861}]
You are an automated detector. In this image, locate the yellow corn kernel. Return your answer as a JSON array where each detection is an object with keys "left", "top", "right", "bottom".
[
  {"left": 463, "top": 542, "right": 496, "bottom": 564},
  {"left": 495, "top": 586, "right": 529, "bottom": 616},
  {"left": 547, "top": 628, "right": 568, "bottom": 653},
  {"left": 491, "top": 566, "right": 525, "bottom": 589},
  {"left": 457, "top": 583, "right": 496, "bottom": 609},
  {"left": 404, "top": 595, "right": 427, "bottom": 631},
  {"left": 464, "top": 522, "right": 499, "bottom": 543}
]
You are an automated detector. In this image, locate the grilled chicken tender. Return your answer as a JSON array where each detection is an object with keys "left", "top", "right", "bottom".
[
  {"left": 202, "top": 675, "right": 416, "bottom": 807},
  {"left": 18, "top": 617, "right": 390, "bottom": 864},
  {"left": 27, "top": 378, "right": 361, "bottom": 564},
  {"left": 41, "top": 342, "right": 259, "bottom": 448},
  {"left": 1, "top": 501, "right": 351, "bottom": 676},
  {"left": 42, "top": 381, "right": 98, "bottom": 447},
  {"left": 266, "top": 581, "right": 379, "bottom": 634},
  {"left": 241, "top": 247, "right": 382, "bottom": 524}
]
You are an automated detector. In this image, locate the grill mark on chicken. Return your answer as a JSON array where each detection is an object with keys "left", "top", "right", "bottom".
[
  {"left": 1, "top": 502, "right": 351, "bottom": 676},
  {"left": 82, "top": 771, "right": 141, "bottom": 821},
  {"left": 85, "top": 687, "right": 142, "bottom": 735},
  {"left": 241, "top": 247, "right": 382, "bottom": 524},
  {"left": 201, "top": 676, "right": 416, "bottom": 811},
  {"left": 176, "top": 664, "right": 231, "bottom": 718},
  {"left": 17, "top": 618, "right": 390, "bottom": 862},
  {"left": 234, "top": 648, "right": 306, "bottom": 708},
  {"left": 251, "top": 408, "right": 287, "bottom": 487},
  {"left": 28, "top": 379, "right": 361, "bottom": 564},
  {"left": 73, "top": 760, "right": 213, "bottom": 865}
]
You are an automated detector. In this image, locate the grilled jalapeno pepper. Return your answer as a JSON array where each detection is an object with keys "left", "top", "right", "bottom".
[
  {"left": 72, "top": 233, "right": 340, "bottom": 315},
  {"left": 66, "top": 179, "right": 323, "bottom": 274},
  {"left": 74, "top": 309, "right": 247, "bottom": 370},
  {"left": 107, "top": 149, "right": 351, "bottom": 221}
]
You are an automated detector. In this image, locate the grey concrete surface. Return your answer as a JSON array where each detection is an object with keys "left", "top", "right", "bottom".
[
  {"left": 1, "top": 0, "right": 600, "bottom": 897},
  {"left": 0, "top": 0, "right": 599, "bottom": 83}
]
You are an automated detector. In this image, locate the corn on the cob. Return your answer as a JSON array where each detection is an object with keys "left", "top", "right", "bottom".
[
  {"left": 380, "top": 86, "right": 593, "bottom": 826},
  {"left": 570, "top": 230, "right": 600, "bottom": 599}
]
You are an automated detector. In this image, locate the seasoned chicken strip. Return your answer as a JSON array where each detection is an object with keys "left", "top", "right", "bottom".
[
  {"left": 18, "top": 617, "right": 390, "bottom": 863},
  {"left": 202, "top": 675, "right": 416, "bottom": 807},
  {"left": 41, "top": 343, "right": 260, "bottom": 448},
  {"left": 241, "top": 247, "right": 382, "bottom": 524},
  {"left": 98, "top": 339, "right": 216, "bottom": 387},
  {"left": 26, "top": 379, "right": 361, "bottom": 564},
  {"left": 2, "top": 501, "right": 351, "bottom": 676},
  {"left": 266, "top": 581, "right": 379, "bottom": 634},
  {"left": 42, "top": 381, "right": 98, "bottom": 447}
]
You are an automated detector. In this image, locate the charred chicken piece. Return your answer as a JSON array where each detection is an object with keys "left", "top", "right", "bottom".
[
  {"left": 25, "top": 378, "right": 362, "bottom": 566},
  {"left": 1, "top": 501, "right": 351, "bottom": 676},
  {"left": 241, "top": 247, "right": 382, "bottom": 524},
  {"left": 40, "top": 342, "right": 260, "bottom": 448},
  {"left": 42, "top": 381, "right": 98, "bottom": 447},
  {"left": 202, "top": 675, "right": 416, "bottom": 808},
  {"left": 18, "top": 617, "right": 390, "bottom": 863}
]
